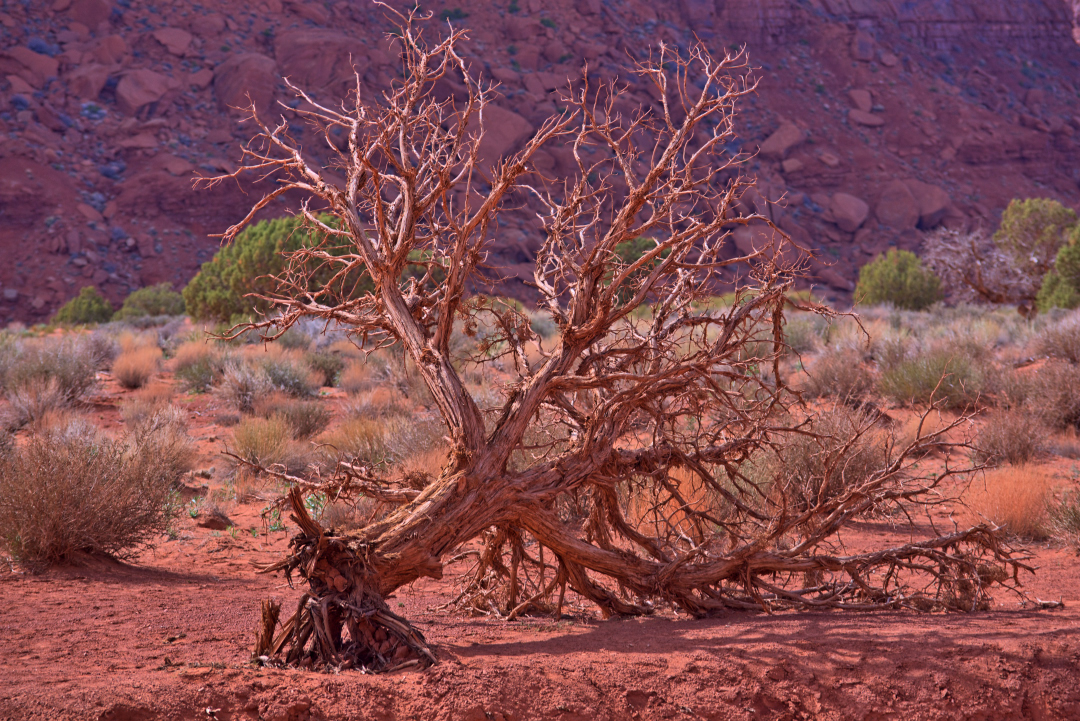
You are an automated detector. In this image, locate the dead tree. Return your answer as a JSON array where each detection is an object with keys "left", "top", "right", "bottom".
[{"left": 208, "top": 10, "right": 1033, "bottom": 673}]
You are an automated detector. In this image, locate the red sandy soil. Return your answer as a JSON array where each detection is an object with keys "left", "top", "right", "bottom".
[{"left": 2, "top": 374, "right": 1080, "bottom": 720}]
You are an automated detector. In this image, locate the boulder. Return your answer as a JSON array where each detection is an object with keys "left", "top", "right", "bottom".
[
  {"left": 875, "top": 180, "right": 920, "bottom": 230},
  {"left": 848, "top": 89, "right": 872, "bottom": 113},
  {"left": 65, "top": 62, "right": 109, "bottom": 99},
  {"left": 67, "top": 0, "right": 110, "bottom": 28},
  {"left": 115, "top": 70, "right": 178, "bottom": 116},
  {"left": 4, "top": 47, "right": 59, "bottom": 87},
  {"left": 275, "top": 30, "right": 369, "bottom": 92},
  {"left": 152, "top": 27, "right": 193, "bottom": 56},
  {"left": 903, "top": 180, "right": 951, "bottom": 229},
  {"left": 830, "top": 193, "right": 870, "bottom": 233},
  {"left": 781, "top": 158, "right": 804, "bottom": 174},
  {"left": 758, "top": 121, "right": 805, "bottom": 160},
  {"left": 849, "top": 109, "right": 885, "bottom": 127},
  {"left": 93, "top": 35, "right": 128, "bottom": 65},
  {"left": 285, "top": 0, "right": 329, "bottom": 24},
  {"left": 190, "top": 13, "right": 226, "bottom": 36},
  {"left": 213, "top": 53, "right": 279, "bottom": 117},
  {"left": 476, "top": 104, "right": 535, "bottom": 166}
]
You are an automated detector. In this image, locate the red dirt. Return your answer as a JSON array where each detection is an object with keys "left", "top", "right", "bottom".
[
  {"left": 3, "top": 362, "right": 1080, "bottom": 720},
  {"left": 1, "top": 498, "right": 1078, "bottom": 720}
]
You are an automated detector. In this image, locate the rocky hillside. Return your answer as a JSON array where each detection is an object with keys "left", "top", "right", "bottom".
[{"left": 1, "top": 0, "right": 1078, "bottom": 321}]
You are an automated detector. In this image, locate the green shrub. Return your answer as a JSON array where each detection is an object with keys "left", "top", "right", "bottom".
[
  {"left": 172, "top": 341, "right": 232, "bottom": 392},
  {"left": 855, "top": 249, "right": 942, "bottom": 311},
  {"left": 261, "top": 354, "right": 318, "bottom": 397},
  {"left": 994, "top": 198, "right": 1077, "bottom": 281},
  {"left": 0, "top": 419, "right": 188, "bottom": 565},
  {"left": 306, "top": 351, "right": 344, "bottom": 387},
  {"left": 114, "top": 283, "right": 186, "bottom": 320},
  {"left": 182, "top": 216, "right": 371, "bottom": 323},
  {"left": 878, "top": 345, "right": 982, "bottom": 409},
  {"left": 51, "top": 286, "right": 114, "bottom": 325},
  {"left": 1037, "top": 233, "right": 1080, "bottom": 312}
]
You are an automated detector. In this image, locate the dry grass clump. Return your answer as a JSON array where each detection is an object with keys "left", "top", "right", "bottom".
[
  {"left": 0, "top": 417, "right": 190, "bottom": 565},
  {"left": 253, "top": 393, "right": 333, "bottom": 439},
  {"left": 172, "top": 341, "right": 231, "bottom": 392},
  {"left": 317, "top": 417, "right": 391, "bottom": 467},
  {"left": 964, "top": 467, "right": 1051, "bottom": 540},
  {"left": 230, "top": 416, "right": 309, "bottom": 474},
  {"left": 802, "top": 348, "right": 873, "bottom": 402},
  {"left": 878, "top": 345, "right": 982, "bottom": 409},
  {"left": 260, "top": 352, "right": 319, "bottom": 397},
  {"left": 974, "top": 410, "right": 1046, "bottom": 466},
  {"left": 1034, "top": 310, "right": 1080, "bottom": 363},
  {"left": 342, "top": 386, "right": 408, "bottom": 419},
  {"left": 111, "top": 346, "right": 162, "bottom": 390}
]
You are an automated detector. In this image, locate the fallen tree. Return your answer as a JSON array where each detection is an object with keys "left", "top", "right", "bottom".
[{"left": 205, "top": 9, "right": 1034, "bottom": 673}]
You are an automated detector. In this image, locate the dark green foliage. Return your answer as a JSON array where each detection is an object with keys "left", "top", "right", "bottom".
[
  {"left": 855, "top": 249, "right": 942, "bottom": 311},
  {"left": 114, "top": 283, "right": 186, "bottom": 320},
  {"left": 1037, "top": 231, "right": 1080, "bottom": 312},
  {"left": 51, "top": 286, "right": 114, "bottom": 325},
  {"left": 182, "top": 216, "right": 371, "bottom": 323},
  {"left": 994, "top": 198, "right": 1077, "bottom": 281},
  {"left": 611, "top": 236, "right": 670, "bottom": 305}
]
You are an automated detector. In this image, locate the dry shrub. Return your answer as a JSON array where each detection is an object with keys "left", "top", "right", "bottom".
[
  {"left": 1034, "top": 310, "right": 1080, "bottom": 363},
  {"left": 878, "top": 345, "right": 982, "bottom": 409},
  {"left": 231, "top": 415, "right": 291, "bottom": 468},
  {"left": 964, "top": 467, "right": 1051, "bottom": 540},
  {"left": 260, "top": 352, "right": 319, "bottom": 397},
  {"left": 1, "top": 336, "right": 97, "bottom": 411},
  {"left": 768, "top": 406, "right": 892, "bottom": 514},
  {"left": 1021, "top": 361, "right": 1080, "bottom": 430},
  {"left": 974, "top": 410, "right": 1046, "bottom": 466},
  {"left": 1046, "top": 491, "right": 1080, "bottom": 548},
  {"left": 172, "top": 341, "right": 231, "bottom": 392},
  {"left": 220, "top": 362, "right": 271, "bottom": 413},
  {"left": 0, "top": 418, "right": 189, "bottom": 565},
  {"left": 1047, "top": 429, "right": 1080, "bottom": 460},
  {"left": 802, "top": 348, "right": 873, "bottom": 401},
  {"left": 338, "top": 360, "right": 373, "bottom": 396},
  {"left": 341, "top": 386, "right": 407, "bottom": 419},
  {"left": 111, "top": 346, "right": 161, "bottom": 390},
  {"left": 317, "top": 417, "right": 391, "bottom": 467},
  {"left": 119, "top": 383, "right": 177, "bottom": 429},
  {"left": 4, "top": 377, "right": 69, "bottom": 428},
  {"left": 253, "top": 393, "right": 333, "bottom": 439}
]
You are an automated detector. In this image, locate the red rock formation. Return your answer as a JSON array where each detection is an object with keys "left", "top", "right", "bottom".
[{"left": 0, "top": 0, "right": 1077, "bottom": 319}]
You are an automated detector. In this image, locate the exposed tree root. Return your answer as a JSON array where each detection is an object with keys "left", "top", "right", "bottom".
[{"left": 254, "top": 489, "right": 436, "bottom": 673}]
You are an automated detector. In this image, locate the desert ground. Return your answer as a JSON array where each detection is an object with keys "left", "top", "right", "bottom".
[{"left": 2, "top": 306, "right": 1080, "bottom": 721}]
